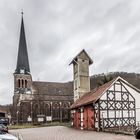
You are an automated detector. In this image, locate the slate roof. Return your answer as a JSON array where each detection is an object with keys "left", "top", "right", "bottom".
[
  {"left": 15, "top": 15, "right": 30, "bottom": 74},
  {"left": 70, "top": 78, "right": 116, "bottom": 109},
  {"left": 69, "top": 49, "right": 93, "bottom": 65},
  {"left": 32, "top": 81, "right": 73, "bottom": 96}
]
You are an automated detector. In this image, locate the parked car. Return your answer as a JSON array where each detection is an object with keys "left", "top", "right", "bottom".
[
  {"left": 134, "top": 127, "right": 140, "bottom": 139},
  {"left": 0, "top": 131, "right": 18, "bottom": 140},
  {"left": 0, "top": 118, "right": 9, "bottom": 126},
  {"left": 0, "top": 124, "right": 8, "bottom": 133}
]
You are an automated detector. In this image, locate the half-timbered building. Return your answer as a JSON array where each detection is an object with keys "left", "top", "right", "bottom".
[{"left": 71, "top": 77, "right": 140, "bottom": 132}]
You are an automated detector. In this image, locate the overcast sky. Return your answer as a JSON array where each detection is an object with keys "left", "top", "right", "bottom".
[{"left": 0, "top": 0, "right": 140, "bottom": 105}]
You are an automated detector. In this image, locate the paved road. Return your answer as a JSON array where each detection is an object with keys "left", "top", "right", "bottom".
[{"left": 10, "top": 126, "right": 135, "bottom": 140}]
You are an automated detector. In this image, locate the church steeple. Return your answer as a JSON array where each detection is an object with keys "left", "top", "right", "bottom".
[
  {"left": 14, "top": 13, "right": 32, "bottom": 94},
  {"left": 15, "top": 13, "right": 30, "bottom": 74}
]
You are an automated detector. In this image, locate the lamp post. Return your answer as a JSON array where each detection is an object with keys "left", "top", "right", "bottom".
[
  {"left": 118, "top": 103, "right": 121, "bottom": 132},
  {"left": 118, "top": 110, "right": 120, "bottom": 131},
  {"left": 60, "top": 102, "right": 62, "bottom": 123},
  {"left": 51, "top": 102, "right": 52, "bottom": 123},
  {"left": 102, "top": 112, "right": 105, "bottom": 131},
  {"left": 16, "top": 111, "right": 19, "bottom": 125},
  {"left": 131, "top": 110, "right": 134, "bottom": 132},
  {"left": 30, "top": 101, "right": 33, "bottom": 123},
  {"left": 16, "top": 101, "right": 20, "bottom": 125}
]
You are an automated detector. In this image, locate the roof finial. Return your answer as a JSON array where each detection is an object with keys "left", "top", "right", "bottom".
[{"left": 21, "top": 9, "right": 24, "bottom": 17}]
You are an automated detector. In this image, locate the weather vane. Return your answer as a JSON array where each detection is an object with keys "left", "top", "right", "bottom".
[{"left": 21, "top": 9, "right": 24, "bottom": 16}]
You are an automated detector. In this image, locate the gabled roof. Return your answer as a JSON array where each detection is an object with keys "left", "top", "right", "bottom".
[
  {"left": 69, "top": 49, "right": 93, "bottom": 65},
  {"left": 15, "top": 15, "right": 30, "bottom": 74},
  {"left": 70, "top": 76, "right": 140, "bottom": 109},
  {"left": 32, "top": 81, "right": 73, "bottom": 96}
]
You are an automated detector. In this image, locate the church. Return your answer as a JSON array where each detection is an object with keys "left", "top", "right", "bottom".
[
  {"left": 12, "top": 15, "right": 74, "bottom": 123},
  {"left": 12, "top": 14, "right": 97, "bottom": 124}
]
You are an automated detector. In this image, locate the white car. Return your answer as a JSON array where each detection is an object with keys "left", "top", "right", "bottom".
[{"left": 0, "top": 131, "right": 18, "bottom": 140}]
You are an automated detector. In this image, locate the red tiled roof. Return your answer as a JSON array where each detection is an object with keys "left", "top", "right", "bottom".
[
  {"left": 70, "top": 78, "right": 116, "bottom": 109},
  {"left": 0, "top": 108, "right": 6, "bottom": 113}
]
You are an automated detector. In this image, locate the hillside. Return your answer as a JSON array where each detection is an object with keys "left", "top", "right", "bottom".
[
  {"left": 90, "top": 72, "right": 140, "bottom": 90},
  {"left": 1, "top": 72, "right": 140, "bottom": 107}
]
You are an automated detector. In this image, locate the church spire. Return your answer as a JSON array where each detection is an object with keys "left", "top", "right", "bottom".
[{"left": 15, "top": 13, "right": 30, "bottom": 74}]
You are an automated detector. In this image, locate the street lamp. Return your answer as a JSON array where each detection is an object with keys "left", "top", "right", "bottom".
[
  {"left": 131, "top": 110, "right": 134, "bottom": 132},
  {"left": 16, "top": 111, "right": 19, "bottom": 125},
  {"left": 60, "top": 102, "right": 62, "bottom": 123},
  {"left": 16, "top": 101, "right": 21, "bottom": 125},
  {"left": 31, "top": 101, "right": 33, "bottom": 123},
  {"left": 101, "top": 112, "right": 105, "bottom": 131},
  {"left": 118, "top": 103, "right": 121, "bottom": 131}
]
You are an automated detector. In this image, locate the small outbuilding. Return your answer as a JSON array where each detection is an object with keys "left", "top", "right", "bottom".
[{"left": 71, "top": 76, "right": 140, "bottom": 132}]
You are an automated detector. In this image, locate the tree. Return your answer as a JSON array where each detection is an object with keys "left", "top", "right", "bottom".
[{"left": 98, "top": 74, "right": 113, "bottom": 86}]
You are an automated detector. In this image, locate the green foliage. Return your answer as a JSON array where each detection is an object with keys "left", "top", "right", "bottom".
[{"left": 98, "top": 74, "right": 113, "bottom": 86}]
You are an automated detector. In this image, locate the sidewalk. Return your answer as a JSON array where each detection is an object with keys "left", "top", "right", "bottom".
[{"left": 10, "top": 130, "right": 24, "bottom": 140}]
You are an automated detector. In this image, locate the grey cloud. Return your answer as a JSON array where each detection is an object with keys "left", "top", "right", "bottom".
[{"left": 0, "top": 0, "right": 140, "bottom": 104}]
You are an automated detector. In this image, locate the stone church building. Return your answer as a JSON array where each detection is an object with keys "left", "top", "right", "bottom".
[
  {"left": 12, "top": 15, "right": 74, "bottom": 123},
  {"left": 12, "top": 15, "right": 94, "bottom": 124}
]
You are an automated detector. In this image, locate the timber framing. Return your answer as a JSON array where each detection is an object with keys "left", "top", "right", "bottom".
[{"left": 71, "top": 76, "right": 139, "bottom": 132}]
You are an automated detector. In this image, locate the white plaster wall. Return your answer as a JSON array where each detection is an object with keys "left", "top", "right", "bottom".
[
  {"left": 122, "top": 83, "right": 140, "bottom": 123},
  {"left": 100, "top": 81, "right": 136, "bottom": 125}
]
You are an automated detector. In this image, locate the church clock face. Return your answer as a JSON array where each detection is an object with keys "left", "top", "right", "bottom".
[{"left": 20, "top": 69, "right": 25, "bottom": 74}]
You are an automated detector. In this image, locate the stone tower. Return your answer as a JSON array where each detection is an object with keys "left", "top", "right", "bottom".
[
  {"left": 13, "top": 14, "right": 32, "bottom": 104},
  {"left": 70, "top": 49, "right": 93, "bottom": 102}
]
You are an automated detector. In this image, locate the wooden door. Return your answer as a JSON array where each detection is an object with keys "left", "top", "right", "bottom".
[
  {"left": 83, "top": 106, "right": 94, "bottom": 130},
  {"left": 73, "top": 110, "right": 80, "bottom": 129}
]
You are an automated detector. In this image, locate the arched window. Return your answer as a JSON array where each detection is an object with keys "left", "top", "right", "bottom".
[
  {"left": 18, "top": 79, "right": 20, "bottom": 88},
  {"left": 45, "top": 104, "right": 51, "bottom": 116},
  {"left": 20, "top": 102, "right": 31, "bottom": 123},
  {"left": 25, "top": 80, "right": 27, "bottom": 88},
  {"left": 62, "top": 102, "right": 69, "bottom": 120},
  {"left": 33, "top": 104, "right": 39, "bottom": 118},
  {"left": 22, "top": 79, "right": 24, "bottom": 88},
  {"left": 52, "top": 102, "right": 60, "bottom": 119}
]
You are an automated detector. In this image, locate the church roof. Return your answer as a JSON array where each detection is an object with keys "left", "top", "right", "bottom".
[
  {"left": 15, "top": 14, "right": 30, "bottom": 74},
  {"left": 32, "top": 81, "right": 74, "bottom": 96}
]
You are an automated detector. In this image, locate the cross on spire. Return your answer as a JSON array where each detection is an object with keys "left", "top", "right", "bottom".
[{"left": 21, "top": 11, "right": 24, "bottom": 16}]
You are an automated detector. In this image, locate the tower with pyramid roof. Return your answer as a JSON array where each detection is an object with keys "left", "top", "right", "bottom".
[
  {"left": 70, "top": 49, "right": 93, "bottom": 101},
  {"left": 14, "top": 13, "right": 32, "bottom": 95}
]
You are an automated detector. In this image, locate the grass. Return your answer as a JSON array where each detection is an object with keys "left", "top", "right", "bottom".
[
  {"left": 8, "top": 124, "right": 38, "bottom": 129},
  {"left": 8, "top": 122, "right": 71, "bottom": 130}
]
